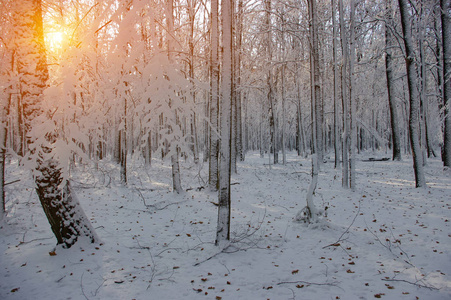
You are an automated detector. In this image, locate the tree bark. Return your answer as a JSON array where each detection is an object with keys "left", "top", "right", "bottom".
[
  {"left": 349, "top": 0, "right": 357, "bottom": 191},
  {"left": 188, "top": 0, "right": 199, "bottom": 164},
  {"left": 339, "top": 0, "right": 350, "bottom": 188},
  {"left": 385, "top": 0, "right": 402, "bottom": 161},
  {"left": 398, "top": 0, "right": 427, "bottom": 187},
  {"left": 12, "top": 0, "right": 97, "bottom": 247},
  {"left": 441, "top": 0, "right": 451, "bottom": 167},
  {"left": 332, "top": 0, "right": 341, "bottom": 168},
  {"left": 216, "top": 0, "right": 233, "bottom": 246},
  {"left": 0, "top": 47, "right": 13, "bottom": 219},
  {"left": 166, "top": 0, "right": 182, "bottom": 193},
  {"left": 236, "top": 0, "right": 244, "bottom": 162},
  {"left": 209, "top": 0, "right": 220, "bottom": 190},
  {"left": 265, "top": 0, "right": 278, "bottom": 165},
  {"left": 308, "top": 0, "right": 323, "bottom": 166}
]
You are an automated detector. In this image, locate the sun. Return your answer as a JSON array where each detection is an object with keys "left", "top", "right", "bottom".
[{"left": 46, "top": 30, "right": 66, "bottom": 51}]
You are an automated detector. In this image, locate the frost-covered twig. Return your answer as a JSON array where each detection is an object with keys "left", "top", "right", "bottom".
[
  {"left": 18, "top": 236, "right": 54, "bottom": 246},
  {"left": 364, "top": 220, "right": 414, "bottom": 267},
  {"left": 146, "top": 200, "right": 188, "bottom": 211},
  {"left": 323, "top": 199, "right": 361, "bottom": 249},
  {"left": 381, "top": 278, "right": 438, "bottom": 290},
  {"left": 134, "top": 236, "right": 156, "bottom": 288},
  {"left": 92, "top": 277, "right": 106, "bottom": 297},
  {"left": 194, "top": 210, "right": 267, "bottom": 267},
  {"left": 80, "top": 272, "right": 89, "bottom": 300}
]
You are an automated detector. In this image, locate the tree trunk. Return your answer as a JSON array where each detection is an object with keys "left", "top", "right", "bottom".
[
  {"left": 339, "top": 0, "right": 350, "bottom": 188},
  {"left": 36, "top": 164, "right": 98, "bottom": 248},
  {"left": 398, "top": 0, "right": 427, "bottom": 187},
  {"left": 188, "top": 0, "right": 199, "bottom": 164},
  {"left": 332, "top": 0, "right": 341, "bottom": 168},
  {"left": 166, "top": 0, "right": 182, "bottom": 193},
  {"left": 281, "top": 64, "right": 287, "bottom": 165},
  {"left": 120, "top": 95, "right": 127, "bottom": 185},
  {"left": 0, "top": 94, "right": 8, "bottom": 220},
  {"left": 236, "top": 0, "right": 244, "bottom": 162},
  {"left": 441, "top": 0, "right": 451, "bottom": 167},
  {"left": 209, "top": 0, "right": 220, "bottom": 190},
  {"left": 12, "top": 0, "right": 97, "bottom": 247},
  {"left": 385, "top": 0, "right": 402, "bottom": 161},
  {"left": 349, "top": 0, "right": 357, "bottom": 191},
  {"left": 216, "top": 0, "right": 233, "bottom": 246},
  {"left": 0, "top": 48, "right": 13, "bottom": 219},
  {"left": 265, "top": 0, "right": 278, "bottom": 165},
  {"left": 308, "top": 0, "right": 323, "bottom": 166}
]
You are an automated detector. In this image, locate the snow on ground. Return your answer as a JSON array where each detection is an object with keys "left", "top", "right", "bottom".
[{"left": 1, "top": 152, "right": 450, "bottom": 300}]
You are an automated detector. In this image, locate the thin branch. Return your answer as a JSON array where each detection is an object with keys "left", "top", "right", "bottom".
[
  {"left": 381, "top": 278, "right": 438, "bottom": 290},
  {"left": 277, "top": 280, "right": 340, "bottom": 288},
  {"left": 323, "top": 200, "right": 361, "bottom": 249}
]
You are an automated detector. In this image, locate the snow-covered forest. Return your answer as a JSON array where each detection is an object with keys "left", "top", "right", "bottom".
[{"left": 0, "top": 0, "right": 450, "bottom": 299}]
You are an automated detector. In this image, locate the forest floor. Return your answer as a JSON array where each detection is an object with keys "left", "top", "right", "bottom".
[{"left": 1, "top": 151, "right": 450, "bottom": 300}]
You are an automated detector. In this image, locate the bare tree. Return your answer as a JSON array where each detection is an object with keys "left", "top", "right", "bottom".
[{"left": 398, "top": 0, "right": 427, "bottom": 187}]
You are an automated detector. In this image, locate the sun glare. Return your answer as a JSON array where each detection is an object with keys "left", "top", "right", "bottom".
[{"left": 46, "top": 30, "right": 66, "bottom": 51}]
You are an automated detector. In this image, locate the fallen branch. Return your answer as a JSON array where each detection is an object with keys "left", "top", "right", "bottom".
[
  {"left": 381, "top": 278, "right": 438, "bottom": 290},
  {"left": 146, "top": 200, "right": 188, "bottom": 211},
  {"left": 323, "top": 199, "right": 361, "bottom": 249},
  {"left": 5, "top": 179, "right": 20, "bottom": 186},
  {"left": 277, "top": 280, "right": 340, "bottom": 288},
  {"left": 194, "top": 209, "right": 267, "bottom": 267}
]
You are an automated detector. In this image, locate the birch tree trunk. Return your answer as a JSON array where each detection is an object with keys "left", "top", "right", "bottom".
[
  {"left": 442, "top": 0, "right": 451, "bottom": 167},
  {"left": 216, "top": 0, "right": 233, "bottom": 246},
  {"left": 385, "top": 0, "right": 402, "bottom": 161},
  {"left": 398, "top": 0, "right": 427, "bottom": 187}
]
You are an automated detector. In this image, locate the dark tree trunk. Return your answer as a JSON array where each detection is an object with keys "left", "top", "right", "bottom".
[
  {"left": 398, "top": 0, "right": 426, "bottom": 187},
  {"left": 332, "top": 0, "right": 340, "bottom": 168},
  {"left": 442, "top": 0, "right": 451, "bottom": 167},
  {"left": 385, "top": 0, "right": 402, "bottom": 161},
  {"left": 209, "top": 0, "right": 220, "bottom": 191},
  {"left": 36, "top": 159, "right": 97, "bottom": 248}
]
